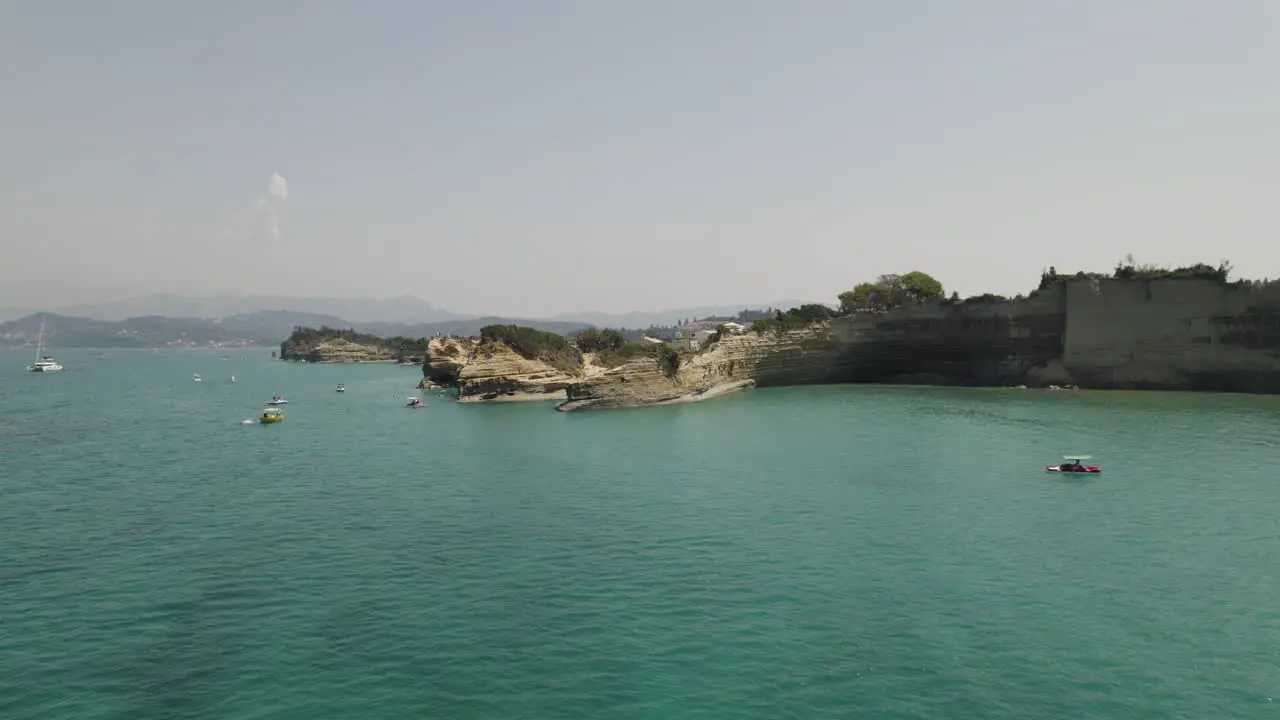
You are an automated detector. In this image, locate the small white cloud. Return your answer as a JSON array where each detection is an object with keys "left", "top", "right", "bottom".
[
  {"left": 268, "top": 173, "right": 288, "bottom": 203},
  {"left": 217, "top": 173, "right": 291, "bottom": 244},
  {"left": 260, "top": 173, "right": 288, "bottom": 239}
]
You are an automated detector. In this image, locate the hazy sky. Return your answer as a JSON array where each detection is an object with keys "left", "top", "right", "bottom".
[{"left": 2, "top": 1, "right": 1278, "bottom": 316}]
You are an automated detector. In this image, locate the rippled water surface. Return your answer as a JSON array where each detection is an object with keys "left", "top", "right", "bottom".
[{"left": 3, "top": 348, "right": 1280, "bottom": 719}]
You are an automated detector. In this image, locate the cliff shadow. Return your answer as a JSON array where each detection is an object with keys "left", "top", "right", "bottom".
[{"left": 831, "top": 299, "right": 1067, "bottom": 387}]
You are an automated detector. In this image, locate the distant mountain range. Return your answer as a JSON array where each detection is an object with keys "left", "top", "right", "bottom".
[
  {"left": 0, "top": 294, "right": 466, "bottom": 324},
  {"left": 0, "top": 294, "right": 816, "bottom": 348},
  {"left": 0, "top": 294, "right": 813, "bottom": 327},
  {"left": 0, "top": 312, "right": 595, "bottom": 349}
]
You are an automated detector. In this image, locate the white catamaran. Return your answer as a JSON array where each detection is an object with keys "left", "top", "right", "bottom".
[{"left": 27, "top": 318, "right": 63, "bottom": 372}]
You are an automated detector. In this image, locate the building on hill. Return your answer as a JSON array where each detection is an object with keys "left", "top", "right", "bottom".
[{"left": 683, "top": 320, "right": 720, "bottom": 332}]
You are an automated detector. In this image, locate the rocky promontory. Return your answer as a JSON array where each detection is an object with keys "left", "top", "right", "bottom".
[
  {"left": 422, "top": 326, "right": 606, "bottom": 402},
  {"left": 280, "top": 327, "right": 427, "bottom": 363}
]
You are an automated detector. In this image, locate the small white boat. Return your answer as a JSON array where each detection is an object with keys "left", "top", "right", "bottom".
[
  {"left": 193, "top": 374, "right": 203, "bottom": 382},
  {"left": 267, "top": 395, "right": 288, "bottom": 405},
  {"left": 27, "top": 318, "right": 63, "bottom": 372},
  {"left": 336, "top": 384, "right": 345, "bottom": 393}
]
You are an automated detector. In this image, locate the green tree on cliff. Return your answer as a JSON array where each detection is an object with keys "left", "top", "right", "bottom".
[
  {"left": 838, "top": 271, "right": 944, "bottom": 312},
  {"left": 838, "top": 282, "right": 887, "bottom": 313},
  {"left": 573, "top": 327, "right": 601, "bottom": 351},
  {"left": 574, "top": 327, "right": 627, "bottom": 353},
  {"left": 899, "top": 271, "right": 945, "bottom": 304}
]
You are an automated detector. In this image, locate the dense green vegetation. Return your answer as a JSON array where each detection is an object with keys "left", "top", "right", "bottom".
[
  {"left": 837, "top": 271, "right": 946, "bottom": 313},
  {"left": 1113, "top": 258, "right": 1232, "bottom": 282},
  {"left": 750, "top": 304, "right": 839, "bottom": 335},
  {"left": 568, "top": 326, "right": 680, "bottom": 368},
  {"left": 572, "top": 327, "right": 628, "bottom": 353},
  {"left": 478, "top": 324, "right": 583, "bottom": 373},
  {"left": 1035, "top": 258, "right": 1235, "bottom": 290},
  {"left": 282, "top": 325, "right": 432, "bottom": 361}
]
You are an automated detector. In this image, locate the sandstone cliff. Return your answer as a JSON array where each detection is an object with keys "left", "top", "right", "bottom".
[
  {"left": 423, "top": 336, "right": 603, "bottom": 402},
  {"left": 559, "top": 277, "right": 1280, "bottom": 410},
  {"left": 558, "top": 325, "right": 851, "bottom": 411},
  {"left": 279, "top": 336, "right": 398, "bottom": 363}
]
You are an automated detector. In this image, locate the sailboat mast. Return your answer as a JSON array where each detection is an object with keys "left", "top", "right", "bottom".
[{"left": 34, "top": 318, "right": 44, "bottom": 362}]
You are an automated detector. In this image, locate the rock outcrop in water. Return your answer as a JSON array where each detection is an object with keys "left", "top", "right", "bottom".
[
  {"left": 559, "top": 277, "right": 1280, "bottom": 410},
  {"left": 280, "top": 332, "right": 404, "bottom": 363}
]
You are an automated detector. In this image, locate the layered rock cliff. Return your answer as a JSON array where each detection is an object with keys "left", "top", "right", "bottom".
[
  {"left": 556, "top": 294, "right": 1065, "bottom": 411},
  {"left": 423, "top": 336, "right": 600, "bottom": 402},
  {"left": 279, "top": 336, "right": 399, "bottom": 363},
  {"left": 559, "top": 278, "right": 1280, "bottom": 410},
  {"left": 1062, "top": 278, "right": 1280, "bottom": 392},
  {"left": 831, "top": 284, "right": 1067, "bottom": 387},
  {"left": 557, "top": 325, "right": 851, "bottom": 411}
]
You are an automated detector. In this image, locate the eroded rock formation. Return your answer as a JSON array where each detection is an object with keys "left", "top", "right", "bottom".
[
  {"left": 557, "top": 325, "right": 849, "bottom": 411},
  {"left": 279, "top": 337, "right": 399, "bottom": 363},
  {"left": 422, "top": 336, "right": 600, "bottom": 402}
]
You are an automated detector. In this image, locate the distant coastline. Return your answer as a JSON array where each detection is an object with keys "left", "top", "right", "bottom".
[
  {"left": 265, "top": 260, "right": 1280, "bottom": 410},
  {"left": 14, "top": 260, "right": 1280, "bottom": 408}
]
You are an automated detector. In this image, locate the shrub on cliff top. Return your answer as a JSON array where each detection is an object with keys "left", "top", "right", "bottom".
[
  {"left": 573, "top": 327, "right": 627, "bottom": 353},
  {"left": 1112, "top": 258, "right": 1232, "bottom": 283},
  {"left": 751, "top": 304, "right": 836, "bottom": 336},
  {"left": 960, "top": 293, "right": 1009, "bottom": 305},
  {"left": 595, "top": 340, "right": 671, "bottom": 369},
  {"left": 478, "top": 324, "right": 582, "bottom": 373},
  {"left": 659, "top": 347, "right": 681, "bottom": 378}
]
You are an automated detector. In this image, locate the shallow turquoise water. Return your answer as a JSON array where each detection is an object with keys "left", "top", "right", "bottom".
[{"left": 3, "top": 348, "right": 1280, "bottom": 718}]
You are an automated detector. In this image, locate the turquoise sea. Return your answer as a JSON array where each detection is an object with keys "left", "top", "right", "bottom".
[{"left": 3, "top": 347, "right": 1280, "bottom": 719}]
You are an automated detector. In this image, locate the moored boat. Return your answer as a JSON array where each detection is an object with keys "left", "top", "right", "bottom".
[
  {"left": 1046, "top": 455, "right": 1101, "bottom": 474},
  {"left": 259, "top": 407, "right": 284, "bottom": 424},
  {"left": 27, "top": 318, "right": 63, "bottom": 372}
]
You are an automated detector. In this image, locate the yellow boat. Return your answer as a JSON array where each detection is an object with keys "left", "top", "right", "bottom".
[{"left": 259, "top": 407, "right": 284, "bottom": 424}]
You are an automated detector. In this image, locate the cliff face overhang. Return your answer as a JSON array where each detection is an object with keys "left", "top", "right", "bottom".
[
  {"left": 422, "top": 338, "right": 470, "bottom": 386},
  {"left": 422, "top": 337, "right": 585, "bottom": 401}
]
